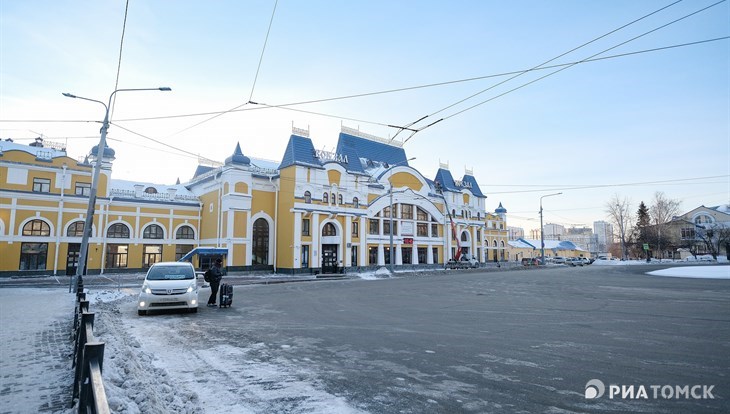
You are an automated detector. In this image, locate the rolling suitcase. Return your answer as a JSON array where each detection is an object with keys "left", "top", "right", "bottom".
[{"left": 219, "top": 283, "right": 233, "bottom": 308}]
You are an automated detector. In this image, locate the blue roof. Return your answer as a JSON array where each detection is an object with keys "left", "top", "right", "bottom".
[
  {"left": 460, "top": 174, "right": 485, "bottom": 198},
  {"left": 335, "top": 132, "right": 408, "bottom": 174},
  {"left": 495, "top": 202, "right": 507, "bottom": 213},
  {"left": 278, "top": 134, "right": 322, "bottom": 170},
  {"left": 434, "top": 168, "right": 459, "bottom": 192},
  {"left": 192, "top": 165, "right": 215, "bottom": 179},
  {"left": 225, "top": 142, "right": 250, "bottom": 165}
]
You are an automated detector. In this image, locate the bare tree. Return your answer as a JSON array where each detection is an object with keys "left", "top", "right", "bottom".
[
  {"left": 606, "top": 194, "right": 633, "bottom": 260},
  {"left": 695, "top": 222, "right": 730, "bottom": 260},
  {"left": 650, "top": 192, "right": 682, "bottom": 260}
]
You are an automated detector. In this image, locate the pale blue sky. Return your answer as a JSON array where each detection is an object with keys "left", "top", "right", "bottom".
[{"left": 1, "top": 0, "right": 728, "bottom": 232}]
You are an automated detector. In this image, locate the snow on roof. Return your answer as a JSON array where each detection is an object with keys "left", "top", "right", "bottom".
[{"left": 0, "top": 139, "right": 67, "bottom": 159}]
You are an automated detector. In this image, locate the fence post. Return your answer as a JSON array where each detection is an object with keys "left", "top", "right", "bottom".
[
  {"left": 78, "top": 342, "right": 108, "bottom": 414},
  {"left": 72, "top": 312, "right": 94, "bottom": 399}
]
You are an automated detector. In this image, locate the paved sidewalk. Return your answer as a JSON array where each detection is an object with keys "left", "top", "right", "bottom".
[{"left": 0, "top": 288, "right": 75, "bottom": 413}]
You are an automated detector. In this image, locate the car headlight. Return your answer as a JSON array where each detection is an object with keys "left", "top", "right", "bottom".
[{"left": 142, "top": 283, "right": 151, "bottom": 294}]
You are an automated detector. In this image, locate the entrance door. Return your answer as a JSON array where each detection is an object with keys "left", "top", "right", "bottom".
[
  {"left": 321, "top": 244, "right": 338, "bottom": 274},
  {"left": 66, "top": 243, "right": 81, "bottom": 276}
]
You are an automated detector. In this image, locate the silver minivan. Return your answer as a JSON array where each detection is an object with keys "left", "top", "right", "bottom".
[{"left": 137, "top": 262, "right": 199, "bottom": 316}]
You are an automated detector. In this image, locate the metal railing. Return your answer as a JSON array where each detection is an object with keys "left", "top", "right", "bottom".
[{"left": 71, "top": 281, "right": 110, "bottom": 414}]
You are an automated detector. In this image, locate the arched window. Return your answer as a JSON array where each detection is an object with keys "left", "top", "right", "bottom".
[
  {"left": 144, "top": 187, "right": 157, "bottom": 194},
  {"left": 323, "top": 193, "right": 328, "bottom": 203},
  {"left": 452, "top": 209, "right": 456, "bottom": 217},
  {"left": 322, "top": 223, "right": 337, "bottom": 236},
  {"left": 331, "top": 193, "right": 336, "bottom": 204},
  {"left": 107, "top": 223, "right": 130, "bottom": 238},
  {"left": 353, "top": 197, "right": 359, "bottom": 208},
  {"left": 67, "top": 221, "right": 85, "bottom": 237},
  {"left": 461, "top": 232, "right": 468, "bottom": 242},
  {"left": 500, "top": 240, "right": 505, "bottom": 248},
  {"left": 252, "top": 218, "right": 269, "bottom": 265},
  {"left": 176, "top": 225, "right": 195, "bottom": 239},
  {"left": 493, "top": 240, "right": 498, "bottom": 247},
  {"left": 143, "top": 224, "right": 164, "bottom": 239},
  {"left": 338, "top": 194, "right": 343, "bottom": 205},
  {"left": 695, "top": 215, "right": 714, "bottom": 225},
  {"left": 22, "top": 219, "right": 50, "bottom": 236},
  {"left": 304, "top": 191, "right": 312, "bottom": 204}
]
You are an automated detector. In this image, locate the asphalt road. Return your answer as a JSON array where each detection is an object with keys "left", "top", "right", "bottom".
[{"left": 186, "top": 264, "right": 730, "bottom": 413}]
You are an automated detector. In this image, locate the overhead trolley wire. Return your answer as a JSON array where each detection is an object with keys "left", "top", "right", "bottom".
[{"left": 430, "top": 0, "right": 728, "bottom": 127}]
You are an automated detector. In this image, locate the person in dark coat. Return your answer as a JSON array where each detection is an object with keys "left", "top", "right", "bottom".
[{"left": 207, "top": 259, "right": 224, "bottom": 307}]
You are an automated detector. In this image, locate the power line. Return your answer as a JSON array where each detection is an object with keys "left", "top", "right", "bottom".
[
  {"left": 485, "top": 175, "right": 729, "bottom": 195},
  {"left": 416, "top": 0, "right": 727, "bottom": 133},
  {"left": 109, "top": 0, "right": 130, "bottom": 121},
  {"left": 249, "top": 0, "right": 278, "bottom": 103},
  {"left": 106, "top": 36, "right": 727, "bottom": 125}
]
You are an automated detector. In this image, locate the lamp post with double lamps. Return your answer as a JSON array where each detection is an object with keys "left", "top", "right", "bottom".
[
  {"left": 63, "top": 87, "right": 171, "bottom": 291},
  {"left": 539, "top": 192, "right": 562, "bottom": 264},
  {"left": 387, "top": 157, "right": 416, "bottom": 273}
]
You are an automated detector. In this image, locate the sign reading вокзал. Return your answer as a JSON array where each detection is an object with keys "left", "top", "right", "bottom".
[{"left": 585, "top": 379, "right": 716, "bottom": 400}]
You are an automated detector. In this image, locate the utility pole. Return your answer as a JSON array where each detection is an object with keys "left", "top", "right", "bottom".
[{"left": 539, "top": 192, "right": 562, "bottom": 264}]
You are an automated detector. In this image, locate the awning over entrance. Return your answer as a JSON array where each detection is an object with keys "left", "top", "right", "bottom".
[{"left": 177, "top": 247, "right": 228, "bottom": 263}]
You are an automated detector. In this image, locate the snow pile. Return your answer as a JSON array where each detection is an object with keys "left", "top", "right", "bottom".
[
  {"left": 356, "top": 267, "right": 392, "bottom": 280},
  {"left": 647, "top": 266, "right": 730, "bottom": 279}
]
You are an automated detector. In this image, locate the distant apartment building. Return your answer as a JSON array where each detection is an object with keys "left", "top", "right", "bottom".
[
  {"left": 543, "top": 223, "right": 565, "bottom": 240},
  {"left": 507, "top": 226, "right": 524, "bottom": 240},
  {"left": 593, "top": 221, "right": 614, "bottom": 253},
  {"left": 563, "top": 227, "right": 594, "bottom": 251}
]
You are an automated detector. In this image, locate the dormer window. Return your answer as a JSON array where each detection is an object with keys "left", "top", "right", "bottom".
[
  {"left": 304, "top": 191, "right": 312, "bottom": 203},
  {"left": 323, "top": 193, "right": 328, "bottom": 203},
  {"left": 144, "top": 187, "right": 157, "bottom": 194}
]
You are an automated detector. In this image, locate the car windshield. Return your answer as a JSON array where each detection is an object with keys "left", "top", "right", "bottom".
[{"left": 146, "top": 265, "right": 194, "bottom": 280}]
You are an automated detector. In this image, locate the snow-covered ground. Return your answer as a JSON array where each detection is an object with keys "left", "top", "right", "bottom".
[{"left": 1, "top": 263, "right": 728, "bottom": 413}]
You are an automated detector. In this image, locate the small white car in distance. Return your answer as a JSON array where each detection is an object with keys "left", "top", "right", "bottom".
[{"left": 138, "top": 262, "right": 199, "bottom": 316}]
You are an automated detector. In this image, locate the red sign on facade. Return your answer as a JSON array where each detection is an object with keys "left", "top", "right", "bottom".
[{"left": 403, "top": 238, "right": 413, "bottom": 245}]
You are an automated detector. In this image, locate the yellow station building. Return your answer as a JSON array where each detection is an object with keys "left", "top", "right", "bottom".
[{"left": 0, "top": 128, "right": 508, "bottom": 276}]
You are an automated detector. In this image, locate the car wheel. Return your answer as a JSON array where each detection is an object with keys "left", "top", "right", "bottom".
[{"left": 138, "top": 310, "right": 147, "bottom": 316}]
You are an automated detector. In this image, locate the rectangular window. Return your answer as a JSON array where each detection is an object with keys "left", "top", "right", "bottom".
[
  {"left": 432, "top": 247, "right": 439, "bottom": 264},
  {"left": 369, "top": 219, "right": 379, "bottom": 235},
  {"left": 351, "top": 246, "right": 358, "bottom": 266},
  {"left": 302, "top": 218, "right": 310, "bottom": 236},
  {"left": 681, "top": 228, "right": 695, "bottom": 239},
  {"left": 143, "top": 245, "right": 162, "bottom": 268},
  {"left": 382, "top": 206, "right": 391, "bottom": 218},
  {"left": 301, "top": 245, "right": 310, "bottom": 268},
  {"left": 19, "top": 242, "right": 48, "bottom": 270},
  {"left": 368, "top": 246, "right": 378, "bottom": 265},
  {"left": 32, "top": 178, "right": 51, "bottom": 193},
  {"left": 416, "top": 208, "right": 428, "bottom": 221},
  {"left": 352, "top": 221, "right": 359, "bottom": 237},
  {"left": 401, "top": 247, "right": 412, "bottom": 265},
  {"left": 417, "top": 223, "right": 428, "bottom": 237},
  {"left": 418, "top": 247, "right": 427, "bottom": 264},
  {"left": 383, "top": 220, "right": 397, "bottom": 235},
  {"left": 75, "top": 182, "right": 91, "bottom": 196},
  {"left": 431, "top": 223, "right": 438, "bottom": 237},
  {"left": 175, "top": 244, "right": 194, "bottom": 261},
  {"left": 384, "top": 247, "right": 391, "bottom": 265},
  {"left": 401, "top": 204, "right": 413, "bottom": 220},
  {"left": 106, "top": 244, "right": 128, "bottom": 268}
]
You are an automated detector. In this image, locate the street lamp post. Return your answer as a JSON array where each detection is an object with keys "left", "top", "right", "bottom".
[
  {"left": 539, "top": 192, "right": 562, "bottom": 264},
  {"left": 387, "top": 157, "right": 416, "bottom": 273},
  {"left": 63, "top": 87, "right": 171, "bottom": 292}
]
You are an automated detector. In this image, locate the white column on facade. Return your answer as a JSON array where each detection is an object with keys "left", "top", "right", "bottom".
[
  {"left": 312, "top": 213, "right": 320, "bottom": 268},
  {"left": 411, "top": 244, "right": 418, "bottom": 264},
  {"left": 471, "top": 225, "right": 477, "bottom": 257},
  {"left": 377, "top": 243, "right": 385, "bottom": 266},
  {"left": 396, "top": 242, "right": 403, "bottom": 265},
  {"left": 293, "top": 212, "right": 302, "bottom": 268},
  {"left": 344, "top": 215, "right": 352, "bottom": 267},
  {"left": 426, "top": 243, "right": 434, "bottom": 264},
  {"left": 359, "top": 216, "right": 367, "bottom": 266}
]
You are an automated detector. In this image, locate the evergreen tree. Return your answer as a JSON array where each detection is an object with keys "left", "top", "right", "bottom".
[{"left": 636, "top": 201, "right": 651, "bottom": 254}]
